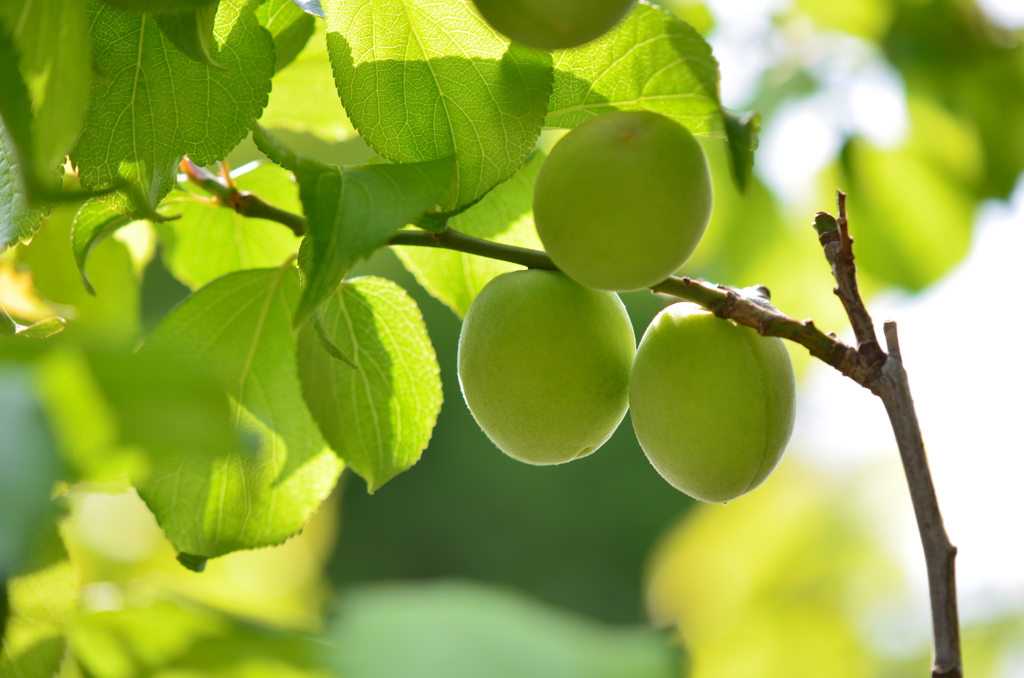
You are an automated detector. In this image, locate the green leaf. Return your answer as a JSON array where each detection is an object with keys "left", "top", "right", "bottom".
[
  {"left": 297, "top": 277, "right": 441, "bottom": 493},
  {"left": 17, "top": 201, "right": 140, "bottom": 340},
  {"left": 394, "top": 151, "right": 545, "bottom": 319},
  {"left": 100, "top": 0, "right": 218, "bottom": 13},
  {"left": 546, "top": 4, "right": 720, "bottom": 133},
  {"left": 0, "top": 121, "right": 47, "bottom": 252},
  {"left": 254, "top": 125, "right": 454, "bottom": 325},
  {"left": 256, "top": 0, "right": 315, "bottom": 73},
  {"left": 324, "top": 0, "right": 553, "bottom": 209},
  {"left": 156, "top": 2, "right": 224, "bottom": 69},
  {"left": 294, "top": 156, "right": 455, "bottom": 324},
  {"left": 838, "top": 99, "right": 979, "bottom": 290},
  {"left": 544, "top": 2, "right": 758, "bottom": 188},
  {"left": 71, "top": 0, "right": 274, "bottom": 217},
  {"left": 86, "top": 347, "right": 244, "bottom": 475},
  {"left": 325, "top": 582, "right": 680, "bottom": 678},
  {"left": 72, "top": 199, "right": 132, "bottom": 296},
  {"left": 0, "top": 365, "right": 61, "bottom": 579},
  {"left": 722, "top": 110, "right": 760, "bottom": 195},
  {"left": 0, "top": 519, "right": 77, "bottom": 678},
  {"left": 143, "top": 267, "right": 343, "bottom": 560},
  {"left": 0, "top": 0, "right": 92, "bottom": 186},
  {"left": 259, "top": 23, "right": 355, "bottom": 142},
  {"left": 155, "top": 163, "right": 302, "bottom": 290},
  {"left": 70, "top": 600, "right": 325, "bottom": 678},
  {"left": 33, "top": 347, "right": 140, "bottom": 484},
  {"left": 0, "top": 311, "right": 65, "bottom": 339}
]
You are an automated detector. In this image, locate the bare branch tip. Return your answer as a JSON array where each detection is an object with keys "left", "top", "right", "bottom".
[{"left": 883, "top": 321, "right": 901, "bottom": 357}]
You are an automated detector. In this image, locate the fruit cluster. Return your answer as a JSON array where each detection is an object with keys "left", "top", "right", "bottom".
[{"left": 457, "top": 110, "right": 796, "bottom": 504}]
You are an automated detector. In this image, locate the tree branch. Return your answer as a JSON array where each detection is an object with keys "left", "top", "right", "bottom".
[
  {"left": 179, "top": 158, "right": 307, "bottom": 236},
  {"left": 199, "top": 182, "right": 961, "bottom": 675},
  {"left": 387, "top": 228, "right": 879, "bottom": 387},
  {"left": 816, "top": 192, "right": 961, "bottom": 678}
]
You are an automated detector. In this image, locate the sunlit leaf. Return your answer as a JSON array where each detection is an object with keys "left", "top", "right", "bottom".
[
  {"left": 156, "top": 2, "right": 223, "bottom": 69},
  {"left": 259, "top": 24, "right": 355, "bottom": 142},
  {"left": 545, "top": 2, "right": 755, "bottom": 190},
  {"left": 297, "top": 277, "right": 441, "bottom": 493},
  {"left": 324, "top": 0, "right": 553, "bottom": 209},
  {"left": 254, "top": 125, "right": 454, "bottom": 325},
  {"left": 143, "top": 267, "right": 343, "bottom": 563},
  {"left": 256, "top": 0, "right": 315, "bottom": 73},
  {"left": 70, "top": 600, "right": 326, "bottom": 678},
  {"left": 0, "top": 0, "right": 91, "bottom": 193},
  {"left": 100, "top": 0, "right": 217, "bottom": 13},
  {"left": 0, "top": 26, "right": 50, "bottom": 252},
  {"left": 71, "top": 0, "right": 274, "bottom": 217},
  {"left": 394, "top": 152, "right": 545, "bottom": 318},
  {"left": 0, "top": 312, "right": 65, "bottom": 339},
  {"left": 18, "top": 202, "right": 139, "bottom": 341},
  {"left": 72, "top": 199, "right": 132, "bottom": 295},
  {"left": 155, "top": 164, "right": 302, "bottom": 290},
  {"left": 325, "top": 581, "right": 680, "bottom": 678},
  {"left": 547, "top": 4, "right": 718, "bottom": 132}
]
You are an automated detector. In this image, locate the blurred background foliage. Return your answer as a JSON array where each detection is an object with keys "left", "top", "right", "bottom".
[{"left": 2, "top": 0, "right": 1023, "bottom": 676}]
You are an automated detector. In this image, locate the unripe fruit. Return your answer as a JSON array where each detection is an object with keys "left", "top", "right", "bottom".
[
  {"left": 533, "top": 111, "right": 712, "bottom": 292},
  {"left": 629, "top": 303, "right": 796, "bottom": 502},
  {"left": 473, "top": 0, "right": 636, "bottom": 51},
  {"left": 458, "top": 270, "right": 635, "bottom": 465}
]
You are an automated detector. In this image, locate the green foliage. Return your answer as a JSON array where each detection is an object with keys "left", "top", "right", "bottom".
[
  {"left": 256, "top": 0, "right": 316, "bottom": 73},
  {"left": 472, "top": 0, "right": 636, "bottom": 51},
  {"left": 2, "top": 0, "right": 1009, "bottom": 673},
  {"left": 71, "top": 0, "right": 274, "bottom": 217},
  {"left": 155, "top": 164, "right": 302, "bottom": 290},
  {"left": 101, "top": 0, "right": 219, "bottom": 11},
  {"left": 155, "top": 2, "right": 224, "bottom": 69},
  {"left": 325, "top": 581, "right": 680, "bottom": 677},
  {"left": 838, "top": 98, "right": 979, "bottom": 290},
  {"left": 297, "top": 277, "right": 442, "bottom": 492},
  {"left": 71, "top": 199, "right": 132, "bottom": 296},
  {"left": 69, "top": 600, "right": 326, "bottom": 678},
  {"left": 18, "top": 200, "right": 140, "bottom": 340},
  {"left": 140, "top": 267, "right": 343, "bottom": 560},
  {"left": 0, "top": 520, "right": 77, "bottom": 678},
  {"left": 0, "top": 121, "right": 47, "bottom": 251},
  {"left": 545, "top": 4, "right": 717, "bottom": 131},
  {"left": 255, "top": 125, "right": 454, "bottom": 324},
  {"left": 394, "top": 152, "right": 545, "bottom": 318},
  {"left": 0, "top": 366, "right": 61, "bottom": 578},
  {"left": 258, "top": 23, "right": 355, "bottom": 142},
  {"left": 324, "top": 0, "right": 554, "bottom": 210},
  {"left": 0, "top": 0, "right": 91, "bottom": 195}
]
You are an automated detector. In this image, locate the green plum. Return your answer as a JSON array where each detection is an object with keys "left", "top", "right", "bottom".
[
  {"left": 533, "top": 111, "right": 713, "bottom": 292},
  {"left": 472, "top": 0, "right": 636, "bottom": 51},
  {"left": 629, "top": 303, "right": 796, "bottom": 502},
  {"left": 458, "top": 269, "right": 635, "bottom": 465}
]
